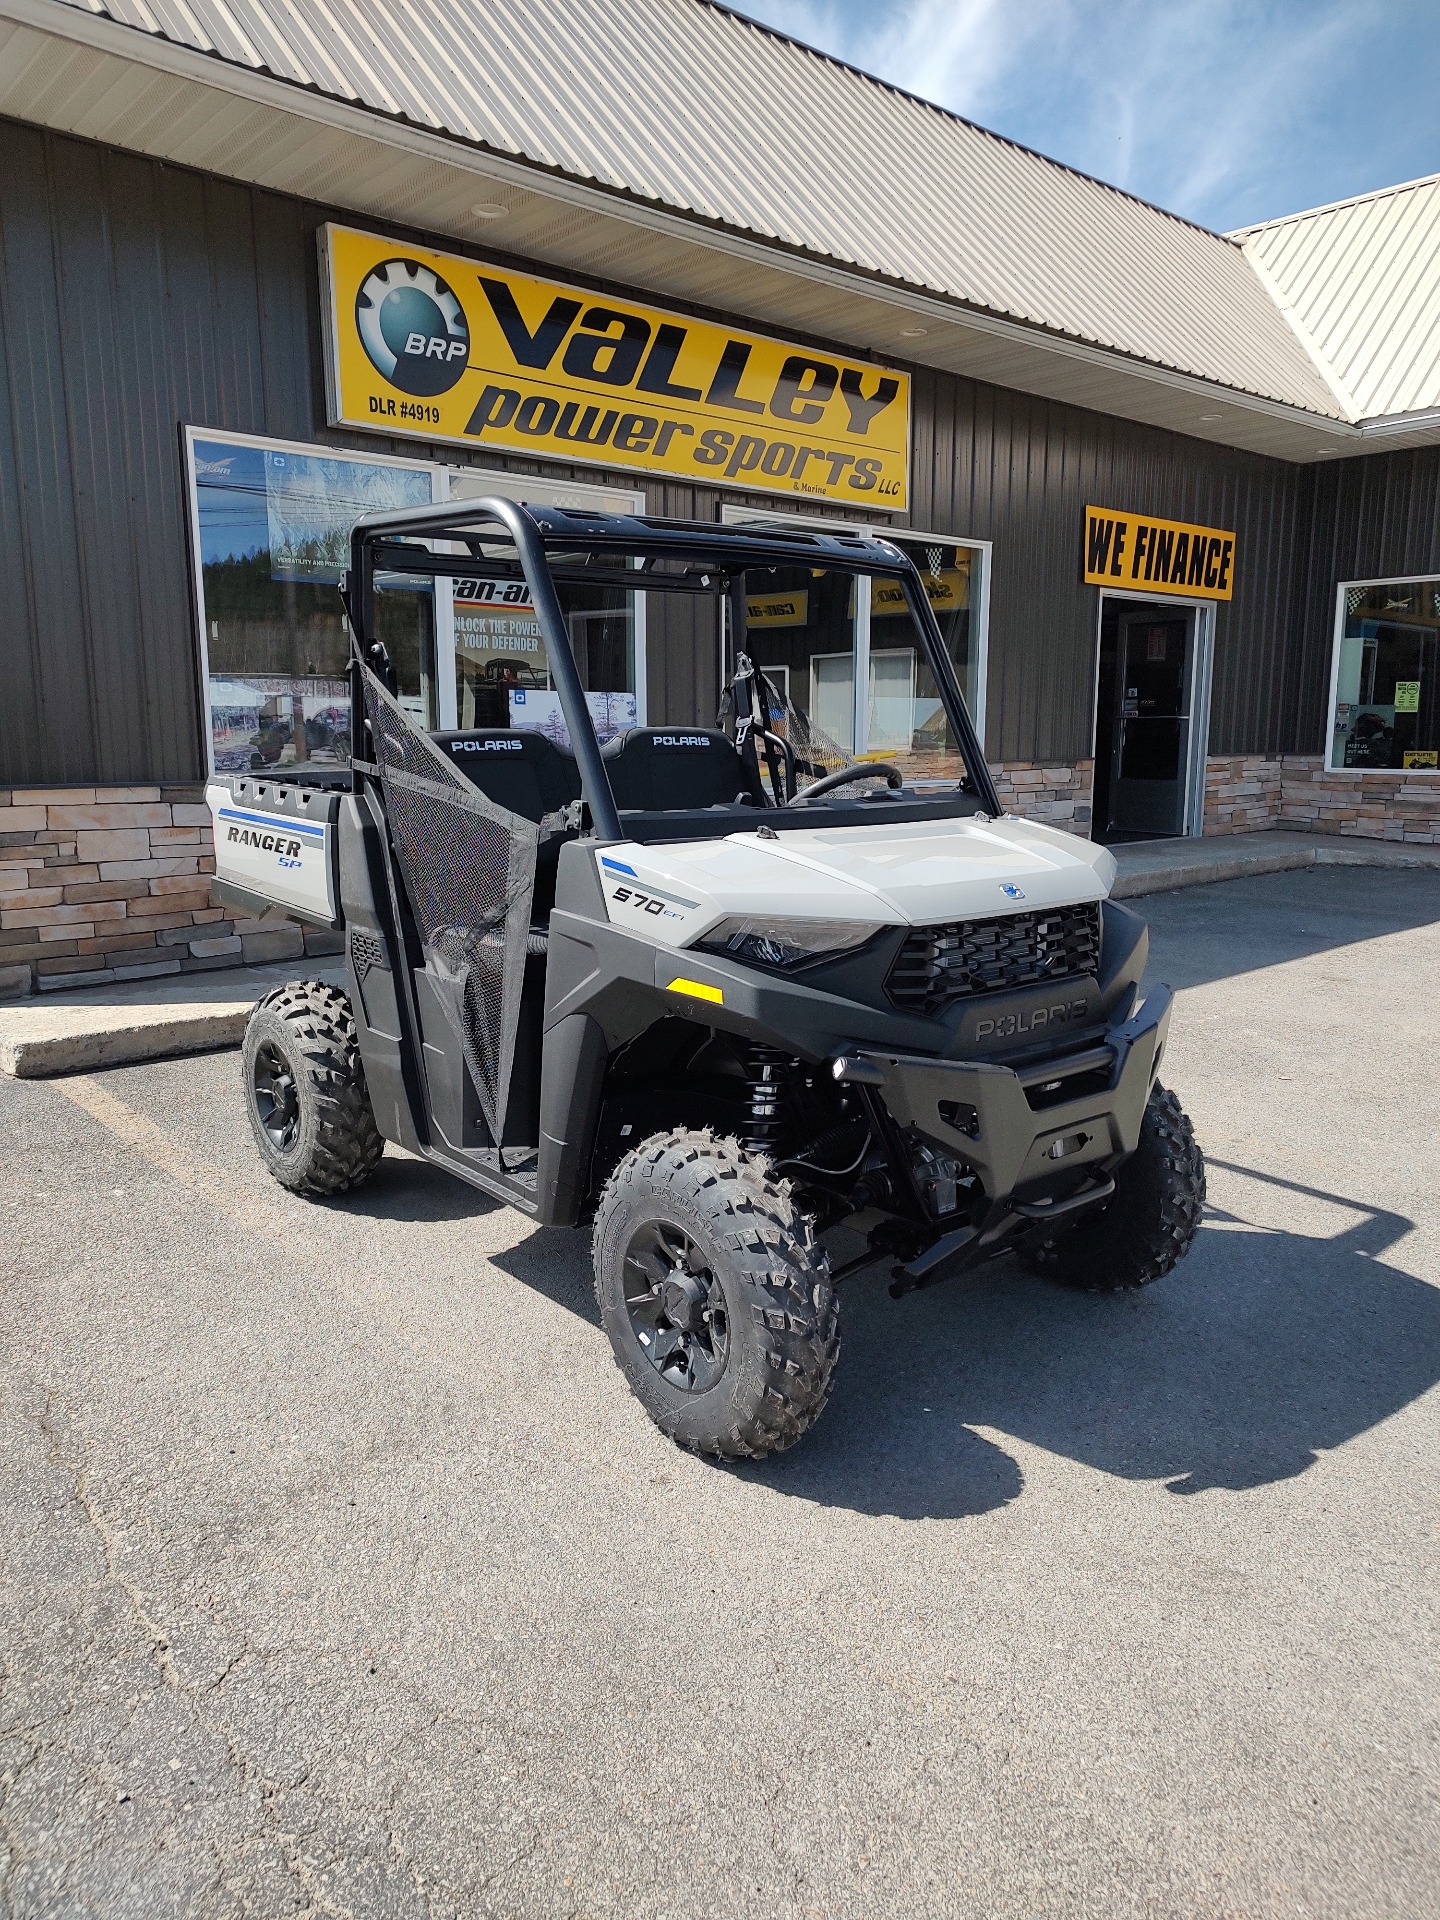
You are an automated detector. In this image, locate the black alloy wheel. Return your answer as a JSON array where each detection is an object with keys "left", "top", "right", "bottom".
[
  {"left": 252, "top": 1041, "right": 301, "bottom": 1152},
  {"left": 592, "top": 1129, "right": 841, "bottom": 1460},
  {"left": 622, "top": 1220, "right": 730, "bottom": 1393},
  {"left": 240, "top": 981, "right": 384, "bottom": 1195}
]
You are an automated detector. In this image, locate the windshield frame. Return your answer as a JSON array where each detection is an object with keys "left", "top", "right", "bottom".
[{"left": 344, "top": 497, "right": 1000, "bottom": 839}]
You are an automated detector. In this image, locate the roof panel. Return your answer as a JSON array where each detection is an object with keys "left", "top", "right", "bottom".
[
  {"left": 1238, "top": 174, "right": 1440, "bottom": 421},
  {"left": 53, "top": 0, "right": 1344, "bottom": 416}
]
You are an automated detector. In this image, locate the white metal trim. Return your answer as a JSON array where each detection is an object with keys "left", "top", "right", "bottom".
[
  {"left": 1092, "top": 587, "right": 1216, "bottom": 839},
  {"left": 1325, "top": 572, "right": 1440, "bottom": 775},
  {"left": 0, "top": 0, "right": 1363, "bottom": 447}
]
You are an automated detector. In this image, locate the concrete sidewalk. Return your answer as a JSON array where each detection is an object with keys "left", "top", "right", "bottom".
[
  {"left": 1109, "top": 828, "right": 1440, "bottom": 897},
  {"left": 3, "top": 830, "right": 1438, "bottom": 1077},
  {"left": 0, "top": 959, "right": 345, "bottom": 1079}
]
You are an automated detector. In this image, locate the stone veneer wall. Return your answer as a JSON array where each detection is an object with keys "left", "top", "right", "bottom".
[
  {"left": 1204, "top": 756, "right": 1440, "bottom": 843},
  {"left": 0, "top": 786, "right": 340, "bottom": 1000},
  {"left": 990, "top": 761, "right": 1094, "bottom": 836},
  {"left": 5, "top": 755, "right": 1432, "bottom": 999}
]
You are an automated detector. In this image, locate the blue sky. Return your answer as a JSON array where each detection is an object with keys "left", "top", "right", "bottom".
[{"left": 734, "top": 1, "right": 1440, "bottom": 232}]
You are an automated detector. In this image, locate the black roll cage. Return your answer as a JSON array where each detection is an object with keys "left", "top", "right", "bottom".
[{"left": 341, "top": 496, "right": 1001, "bottom": 838}]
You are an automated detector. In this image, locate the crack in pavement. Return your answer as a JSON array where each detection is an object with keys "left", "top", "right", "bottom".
[{"left": 25, "top": 1392, "right": 448, "bottom": 1919}]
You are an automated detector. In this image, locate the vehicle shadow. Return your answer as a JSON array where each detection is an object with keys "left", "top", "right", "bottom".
[
  {"left": 487, "top": 1227, "right": 601, "bottom": 1325},
  {"left": 319, "top": 1156, "right": 506, "bottom": 1225},
  {"left": 744, "top": 1162, "right": 1440, "bottom": 1520}
]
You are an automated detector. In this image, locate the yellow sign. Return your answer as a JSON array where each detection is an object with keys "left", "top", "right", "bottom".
[
  {"left": 321, "top": 224, "right": 910, "bottom": 508},
  {"left": 870, "top": 569, "right": 967, "bottom": 617},
  {"left": 1394, "top": 681, "right": 1420, "bottom": 713},
  {"left": 1083, "top": 506, "right": 1236, "bottom": 600},
  {"left": 1403, "top": 749, "right": 1437, "bottom": 768},
  {"left": 746, "top": 590, "right": 810, "bottom": 628}
]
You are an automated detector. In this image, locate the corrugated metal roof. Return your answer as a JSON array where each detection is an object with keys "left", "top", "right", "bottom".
[
  {"left": 49, "top": 0, "right": 1344, "bottom": 418},
  {"left": 1236, "top": 175, "right": 1440, "bottom": 423}
]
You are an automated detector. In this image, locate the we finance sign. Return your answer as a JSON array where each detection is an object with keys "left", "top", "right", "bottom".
[
  {"left": 320, "top": 224, "right": 910, "bottom": 508},
  {"left": 1083, "top": 505, "right": 1236, "bottom": 601}
]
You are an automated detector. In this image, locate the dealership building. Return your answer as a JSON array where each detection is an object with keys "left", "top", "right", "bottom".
[{"left": 2, "top": 0, "right": 1439, "bottom": 995}]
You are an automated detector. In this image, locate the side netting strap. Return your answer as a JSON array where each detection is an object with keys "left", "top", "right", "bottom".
[{"left": 361, "top": 668, "right": 539, "bottom": 1148}]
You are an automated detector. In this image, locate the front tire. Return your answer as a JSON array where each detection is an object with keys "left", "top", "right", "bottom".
[
  {"left": 1022, "top": 1085, "right": 1204, "bottom": 1290},
  {"left": 241, "top": 980, "right": 384, "bottom": 1196},
  {"left": 592, "top": 1129, "right": 839, "bottom": 1460}
]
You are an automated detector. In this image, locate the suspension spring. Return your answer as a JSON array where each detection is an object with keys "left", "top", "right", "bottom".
[{"left": 742, "top": 1045, "right": 795, "bottom": 1157}]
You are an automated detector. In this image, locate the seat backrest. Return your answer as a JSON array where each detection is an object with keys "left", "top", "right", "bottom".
[
  {"left": 600, "top": 727, "right": 761, "bottom": 813},
  {"left": 429, "top": 729, "right": 580, "bottom": 824}
]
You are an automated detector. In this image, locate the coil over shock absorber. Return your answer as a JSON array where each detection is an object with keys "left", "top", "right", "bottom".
[{"left": 741, "top": 1045, "right": 794, "bottom": 1156}]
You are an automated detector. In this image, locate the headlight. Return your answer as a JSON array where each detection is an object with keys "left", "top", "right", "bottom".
[{"left": 693, "top": 916, "right": 881, "bottom": 970}]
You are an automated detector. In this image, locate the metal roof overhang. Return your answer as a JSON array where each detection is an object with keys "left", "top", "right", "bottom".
[{"left": 0, "top": 0, "right": 1402, "bottom": 467}]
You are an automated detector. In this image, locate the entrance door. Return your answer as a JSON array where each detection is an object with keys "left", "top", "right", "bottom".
[{"left": 1092, "top": 601, "right": 1196, "bottom": 841}]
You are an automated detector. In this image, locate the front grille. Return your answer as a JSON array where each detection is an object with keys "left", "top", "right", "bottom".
[{"left": 886, "top": 901, "right": 1102, "bottom": 1015}]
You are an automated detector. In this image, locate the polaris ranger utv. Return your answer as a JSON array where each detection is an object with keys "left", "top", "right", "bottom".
[{"left": 210, "top": 499, "right": 1203, "bottom": 1460}]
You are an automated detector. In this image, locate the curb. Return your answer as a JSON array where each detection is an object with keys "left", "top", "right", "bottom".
[
  {"left": 1110, "top": 837, "right": 1440, "bottom": 899},
  {"left": 0, "top": 963, "right": 344, "bottom": 1080}
]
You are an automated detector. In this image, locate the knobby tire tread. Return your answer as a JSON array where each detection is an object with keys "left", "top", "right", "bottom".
[
  {"left": 592, "top": 1127, "right": 840, "bottom": 1462},
  {"left": 1024, "top": 1085, "right": 1204, "bottom": 1291},
  {"left": 246, "top": 980, "right": 384, "bottom": 1196}
]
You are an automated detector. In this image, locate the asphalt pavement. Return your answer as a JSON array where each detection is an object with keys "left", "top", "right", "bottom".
[{"left": 1, "top": 865, "right": 1436, "bottom": 1919}]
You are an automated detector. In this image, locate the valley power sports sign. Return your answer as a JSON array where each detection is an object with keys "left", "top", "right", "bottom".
[{"left": 320, "top": 225, "right": 909, "bottom": 508}]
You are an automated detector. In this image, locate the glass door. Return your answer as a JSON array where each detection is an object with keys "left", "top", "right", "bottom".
[{"left": 1108, "top": 608, "right": 1193, "bottom": 837}]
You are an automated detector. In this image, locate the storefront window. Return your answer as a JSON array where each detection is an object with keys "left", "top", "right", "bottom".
[
  {"left": 735, "top": 563, "right": 974, "bottom": 786},
  {"left": 881, "top": 538, "right": 981, "bottom": 722},
  {"left": 722, "top": 509, "right": 987, "bottom": 746},
  {"left": 1329, "top": 579, "right": 1440, "bottom": 771},
  {"left": 444, "top": 469, "right": 643, "bottom": 745},
  {"left": 451, "top": 573, "right": 638, "bottom": 746},
  {"left": 188, "top": 432, "right": 436, "bottom": 771}
]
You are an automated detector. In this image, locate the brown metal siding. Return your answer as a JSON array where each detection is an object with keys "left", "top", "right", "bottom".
[
  {"left": 2, "top": 116, "right": 1435, "bottom": 789},
  {"left": 1288, "top": 447, "right": 1440, "bottom": 754},
  {"left": 906, "top": 367, "right": 1309, "bottom": 764}
]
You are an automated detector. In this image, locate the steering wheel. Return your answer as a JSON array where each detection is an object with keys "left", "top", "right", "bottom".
[{"left": 792, "top": 762, "right": 904, "bottom": 804}]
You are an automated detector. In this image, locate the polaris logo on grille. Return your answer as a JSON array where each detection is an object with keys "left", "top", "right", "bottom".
[
  {"left": 974, "top": 999, "right": 1089, "bottom": 1041},
  {"left": 1000, "top": 883, "right": 1025, "bottom": 900}
]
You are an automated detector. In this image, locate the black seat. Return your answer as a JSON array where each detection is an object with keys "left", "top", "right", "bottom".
[
  {"left": 430, "top": 729, "right": 583, "bottom": 932},
  {"left": 600, "top": 727, "right": 762, "bottom": 813},
  {"left": 430, "top": 729, "right": 581, "bottom": 822}
]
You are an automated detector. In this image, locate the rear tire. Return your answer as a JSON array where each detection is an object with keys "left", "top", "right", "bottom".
[
  {"left": 592, "top": 1128, "right": 839, "bottom": 1460},
  {"left": 242, "top": 980, "right": 384, "bottom": 1196},
  {"left": 1022, "top": 1085, "right": 1204, "bottom": 1290}
]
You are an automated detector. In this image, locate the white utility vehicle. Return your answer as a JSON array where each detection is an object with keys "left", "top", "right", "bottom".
[{"left": 211, "top": 502, "right": 1203, "bottom": 1459}]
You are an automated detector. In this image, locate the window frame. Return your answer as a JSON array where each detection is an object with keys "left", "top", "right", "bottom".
[
  {"left": 183, "top": 424, "right": 446, "bottom": 776},
  {"left": 1325, "top": 572, "right": 1440, "bottom": 774},
  {"left": 719, "top": 503, "right": 991, "bottom": 750},
  {"left": 183, "top": 430, "right": 652, "bottom": 771}
]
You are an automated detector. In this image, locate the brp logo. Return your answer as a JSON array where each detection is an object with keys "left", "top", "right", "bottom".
[{"left": 355, "top": 259, "right": 469, "bottom": 396}]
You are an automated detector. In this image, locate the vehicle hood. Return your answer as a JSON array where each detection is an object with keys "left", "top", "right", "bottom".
[{"left": 594, "top": 814, "right": 1115, "bottom": 948}]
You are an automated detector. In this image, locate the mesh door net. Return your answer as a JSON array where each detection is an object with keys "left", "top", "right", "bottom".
[{"left": 362, "top": 669, "right": 539, "bottom": 1148}]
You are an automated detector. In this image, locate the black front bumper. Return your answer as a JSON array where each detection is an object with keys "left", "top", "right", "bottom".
[{"left": 838, "top": 984, "right": 1172, "bottom": 1207}]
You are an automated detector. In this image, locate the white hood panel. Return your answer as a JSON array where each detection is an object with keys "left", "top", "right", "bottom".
[{"left": 595, "top": 815, "right": 1114, "bottom": 949}]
